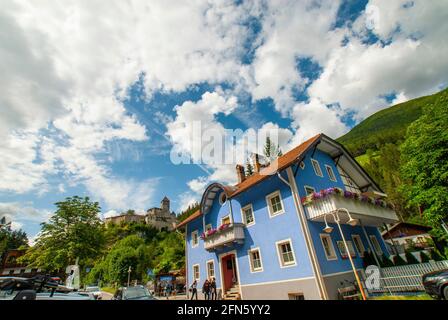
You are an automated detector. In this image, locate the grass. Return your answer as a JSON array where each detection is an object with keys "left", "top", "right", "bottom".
[
  {"left": 100, "top": 286, "right": 116, "bottom": 294},
  {"left": 355, "top": 152, "right": 380, "bottom": 166},
  {"left": 369, "top": 294, "right": 433, "bottom": 300}
]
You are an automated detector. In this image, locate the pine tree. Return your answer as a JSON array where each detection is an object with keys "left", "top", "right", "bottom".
[
  {"left": 263, "top": 137, "right": 282, "bottom": 160},
  {"left": 245, "top": 159, "right": 254, "bottom": 176}
]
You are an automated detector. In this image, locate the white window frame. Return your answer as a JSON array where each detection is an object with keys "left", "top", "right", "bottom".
[
  {"left": 299, "top": 161, "right": 305, "bottom": 169},
  {"left": 325, "top": 164, "right": 337, "bottom": 182},
  {"left": 221, "top": 214, "right": 232, "bottom": 226},
  {"left": 352, "top": 234, "right": 365, "bottom": 257},
  {"left": 248, "top": 247, "right": 263, "bottom": 273},
  {"left": 191, "top": 230, "right": 199, "bottom": 248},
  {"left": 311, "top": 159, "right": 323, "bottom": 177},
  {"left": 275, "top": 239, "right": 297, "bottom": 268},
  {"left": 241, "top": 204, "right": 255, "bottom": 227},
  {"left": 266, "top": 190, "right": 285, "bottom": 218},
  {"left": 369, "top": 235, "right": 383, "bottom": 256},
  {"left": 304, "top": 185, "right": 316, "bottom": 196},
  {"left": 319, "top": 234, "right": 337, "bottom": 261},
  {"left": 192, "top": 264, "right": 200, "bottom": 283},
  {"left": 336, "top": 240, "right": 357, "bottom": 259},
  {"left": 206, "top": 260, "right": 215, "bottom": 279}
]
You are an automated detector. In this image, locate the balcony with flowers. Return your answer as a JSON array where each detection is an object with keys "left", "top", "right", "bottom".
[
  {"left": 202, "top": 223, "right": 245, "bottom": 252},
  {"left": 301, "top": 187, "right": 399, "bottom": 226}
]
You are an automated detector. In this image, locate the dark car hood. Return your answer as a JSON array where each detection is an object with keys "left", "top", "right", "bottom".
[
  {"left": 423, "top": 269, "right": 448, "bottom": 278},
  {"left": 126, "top": 296, "right": 155, "bottom": 300}
]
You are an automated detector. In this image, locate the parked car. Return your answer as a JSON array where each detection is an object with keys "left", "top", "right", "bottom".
[
  {"left": 113, "top": 285, "right": 155, "bottom": 300},
  {"left": 422, "top": 269, "right": 448, "bottom": 299},
  {"left": 0, "top": 275, "right": 94, "bottom": 300},
  {"left": 36, "top": 291, "right": 94, "bottom": 300},
  {"left": 85, "top": 285, "right": 102, "bottom": 300}
]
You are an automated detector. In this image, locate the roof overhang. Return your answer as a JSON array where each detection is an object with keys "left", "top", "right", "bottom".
[
  {"left": 316, "top": 135, "right": 383, "bottom": 193},
  {"left": 200, "top": 183, "right": 234, "bottom": 215}
]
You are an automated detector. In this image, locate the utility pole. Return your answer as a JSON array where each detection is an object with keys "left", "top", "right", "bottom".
[{"left": 127, "top": 266, "right": 132, "bottom": 287}]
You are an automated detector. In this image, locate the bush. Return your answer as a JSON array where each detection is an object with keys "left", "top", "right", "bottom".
[
  {"left": 420, "top": 251, "right": 431, "bottom": 263},
  {"left": 362, "top": 250, "right": 379, "bottom": 268},
  {"left": 393, "top": 254, "right": 407, "bottom": 266},
  {"left": 405, "top": 252, "right": 419, "bottom": 265},
  {"left": 430, "top": 250, "right": 444, "bottom": 261},
  {"left": 380, "top": 254, "right": 394, "bottom": 267}
]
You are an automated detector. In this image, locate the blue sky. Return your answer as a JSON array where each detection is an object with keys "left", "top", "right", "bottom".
[{"left": 1, "top": 0, "right": 447, "bottom": 242}]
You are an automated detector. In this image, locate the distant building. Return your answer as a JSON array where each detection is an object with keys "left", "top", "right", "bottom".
[
  {"left": 104, "top": 197, "right": 177, "bottom": 231},
  {"left": 145, "top": 197, "right": 177, "bottom": 231},
  {"left": 382, "top": 222, "right": 433, "bottom": 254},
  {"left": 104, "top": 211, "right": 146, "bottom": 225},
  {"left": 0, "top": 249, "right": 43, "bottom": 277}
]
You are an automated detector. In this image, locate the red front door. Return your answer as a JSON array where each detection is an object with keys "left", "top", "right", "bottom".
[{"left": 221, "top": 254, "right": 237, "bottom": 293}]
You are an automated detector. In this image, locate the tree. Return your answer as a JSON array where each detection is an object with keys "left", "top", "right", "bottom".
[
  {"left": 0, "top": 225, "right": 28, "bottom": 260},
  {"left": 263, "top": 137, "right": 282, "bottom": 160},
  {"left": 152, "top": 231, "right": 185, "bottom": 274},
  {"left": 19, "top": 196, "right": 106, "bottom": 272},
  {"left": 245, "top": 158, "right": 254, "bottom": 176},
  {"left": 400, "top": 98, "right": 448, "bottom": 239},
  {"left": 362, "top": 144, "right": 413, "bottom": 220},
  {"left": 177, "top": 202, "right": 200, "bottom": 222}
]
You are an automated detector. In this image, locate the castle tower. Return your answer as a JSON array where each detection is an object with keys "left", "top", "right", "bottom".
[{"left": 161, "top": 196, "right": 170, "bottom": 212}]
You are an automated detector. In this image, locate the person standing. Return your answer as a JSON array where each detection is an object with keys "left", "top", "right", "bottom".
[
  {"left": 166, "top": 283, "right": 172, "bottom": 300},
  {"left": 210, "top": 278, "right": 217, "bottom": 300},
  {"left": 190, "top": 280, "right": 198, "bottom": 300},
  {"left": 202, "top": 279, "right": 210, "bottom": 300}
]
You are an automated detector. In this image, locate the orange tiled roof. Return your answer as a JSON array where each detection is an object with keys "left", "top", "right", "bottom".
[
  {"left": 175, "top": 134, "right": 322, "bottom": 228},
  {"left": 176, "top": 209, "right": 202, "bottom": 229}
]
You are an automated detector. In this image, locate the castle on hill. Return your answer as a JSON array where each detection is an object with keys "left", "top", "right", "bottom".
[{"left": 104, "top": 196, "right": 177, "bottom": 231}]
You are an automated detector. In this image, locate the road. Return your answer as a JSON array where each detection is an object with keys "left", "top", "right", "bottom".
[{"left": 100, "top": 291, "right": 114, "bottom": 300}]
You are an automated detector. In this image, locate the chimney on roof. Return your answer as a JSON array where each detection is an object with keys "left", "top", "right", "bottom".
[
  {"left": 252, "top": 153, "right": 261, "bottom": 173},
  {"left": 236, "top": 164, "right": 246, "bottom": 183}
]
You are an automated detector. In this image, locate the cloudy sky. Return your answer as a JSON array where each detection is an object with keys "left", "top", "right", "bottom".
[{"left": 1, "top": 0, "right": 447, "bottom": 241}]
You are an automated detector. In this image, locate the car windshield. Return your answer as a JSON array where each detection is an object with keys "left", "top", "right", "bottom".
[
  {"left": 86, "top": 287, "right": 100, "bottom": 292},
  {"left": 123, "top": 287, "right": 151, "bottom": 299}
]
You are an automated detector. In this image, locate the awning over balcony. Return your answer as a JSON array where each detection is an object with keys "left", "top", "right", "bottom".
[{"left": 304, "top": 193, "right": 399, "bottom": 226}]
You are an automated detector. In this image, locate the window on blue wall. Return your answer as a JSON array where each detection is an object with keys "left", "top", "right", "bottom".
[
  {"left": 325, "top": 165, "right": 337, "bottom": 182},
  {"left": 352, "top": 235, "right": 365, "bottom": 257},
  {"left": 336, "top": 241, "right": 356, "bottom": 259},
  {"left": 276, "top": 240, "right": 296, "bottom": 267},
  {"left": 369, "top": 235, "right": 383, "bottom": 256},
  {"left": 193, "top": 264, "right": 200, "bottom": 282},
  {"left": 207, "top": 260, "right": 215, "bottom": 279},
  {"left": 311, "top": 159, "right": 323, "bottom": 177},
  {"left": 241, "top": 204, "right": 255, "bottom": 226},
  {"left": 192, "top": 230, "right": 199, "bottom": 247},
  {"left": 304, "top": 186, "right": 316, "bottom": 196},
  {"left": 249, "top": 248, "right": 263, "bottom": 272},
  {"left": 266, "top": 191, "right": 284, "bottom": 217},
  {"left": 320, "top": 234, "right": 337, "bottom": 260}
]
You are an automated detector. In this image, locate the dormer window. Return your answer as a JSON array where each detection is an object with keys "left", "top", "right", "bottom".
[{"left": 219, "top": 192, "right": 227, "bottom": 205}]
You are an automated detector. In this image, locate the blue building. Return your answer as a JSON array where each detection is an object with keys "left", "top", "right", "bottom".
[{"left": 177, "top": 134, "right": 398, "bottom": 300}]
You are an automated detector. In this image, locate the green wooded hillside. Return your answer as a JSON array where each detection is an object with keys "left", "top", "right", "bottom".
[{"left": 337, "top": 88, "right": 448, "bottom": 157}]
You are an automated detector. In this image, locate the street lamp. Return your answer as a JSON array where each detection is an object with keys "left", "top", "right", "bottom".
[{"left": 323, "top": 208, "right": 366, "bottom": 300}]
